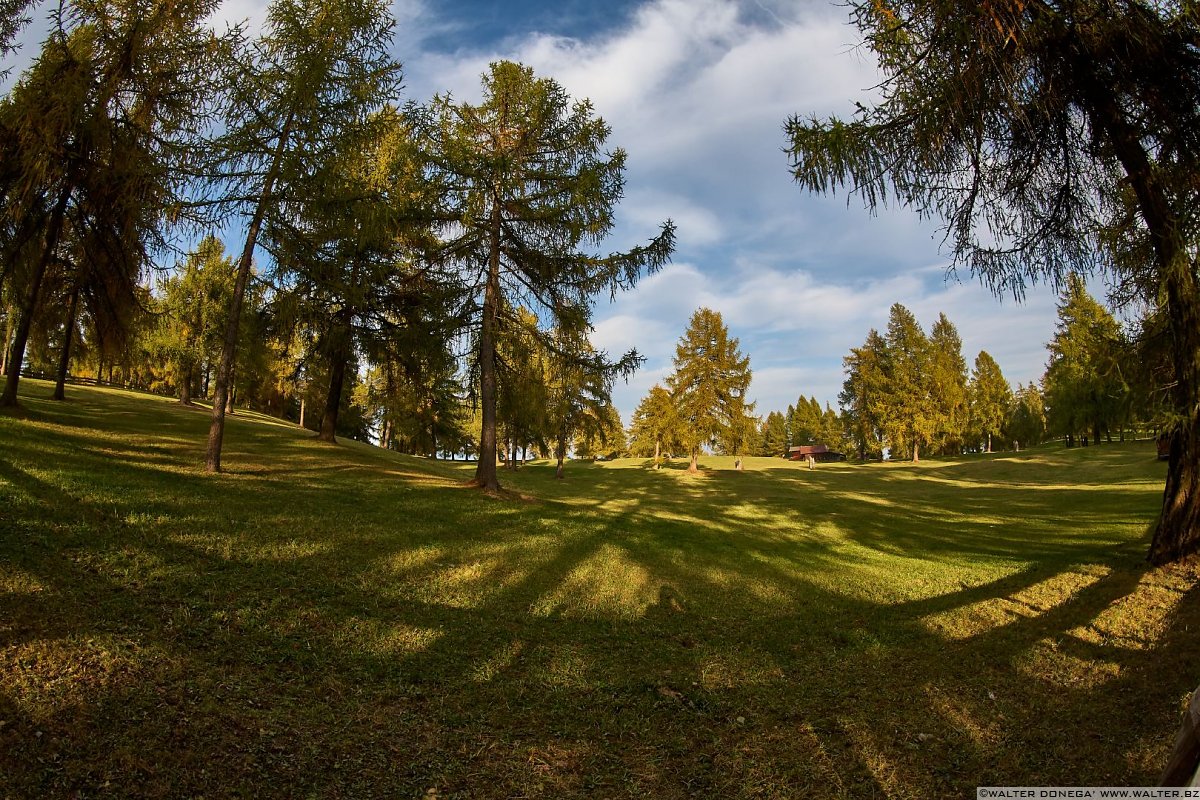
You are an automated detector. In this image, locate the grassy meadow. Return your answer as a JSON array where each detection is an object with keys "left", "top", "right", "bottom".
[{"left": 1, "top": 379, "right": 1197, "bottom": 798}]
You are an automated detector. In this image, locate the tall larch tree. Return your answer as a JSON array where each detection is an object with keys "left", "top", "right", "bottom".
[
  {"left": 1008, "top": 382, "right": 1048, "bottom": 450},
  {"left": 969, "top": 351, "right": 1013, "bottom": 453},
  {"left": 759, "top": 410, "right": 789, "bottom": 457},
  {"left": 203, "top": 0, "right": 401, "bottom": 471},
  {"left": 928, "top": 313, "right": 970, "bottom": 455},
  {"left": 668, "top": 307, "right": 753, "bottom": 473},
  {"left": 268, "top": 109, "right": 427, "bottom": 444},
  {"left": 1043, "top": 275, "right": 1128, "bottom": 446},
  {"left": 543, "top": 325, "right": 618, "bottom": 479},
  {"left": 881, "top": 304, "right": 933, "bottom": 461},
  {"left": 628, "top": 384, "right": 681, "bottom": 467},
  {"left": 840, "top": 328, "right": 888, "bottom": 460},
  {"left": 0, "top": 0, "right": 224, "bottom": 407},
  {"left": 786, "top": 0, "right": 1200, "bottom": 562},
  {"left": 411, "top": 61, "right": 674, "bottom": 492},
  {"left": 151, "top": 236, "right": 235, "bottom": 406}
]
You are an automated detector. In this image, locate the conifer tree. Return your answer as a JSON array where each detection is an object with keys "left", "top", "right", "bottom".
[
  {"left": 840, "top": 328, "right": 888, "bottom": 460},
  {"left": 411, "top": 61, "right": 674, "bottom": 491},
  {"left": 203, "top": 0, "right": 401, "bottom": 470},
  {"left": 788, "top": 395, "right": 823, "bottom": 447},
  {"left": 667, "top": 308, "right": 753, "bottom": 473},
  {"left": 785, "top": 0, "right": 1200, "bottom": 560},
  {"left": 543, "top": 324, "right": 618, "bottom": 479},
  {"left": 1008, "top": 383, "right": 1048, "bottom": 450},
  {"left": 881, "top": 304, "right": 933, "bottom": 461},
  {"left": 0, "top": 0, "right": 225, "bottom": 407},
  {"left": 628, "top": 384, "right": 681, "bottom": 467},
  {"left": 969, "top": 351, "right": 1012, "bottom": 453},
  {"left": 151, "top": 236, "right": 235, "bottom": 406},
  {"left": 928, "top": 313, "right": 970, "bottom": 455},
  {"left": 1043, "top": 275, "right": 1128, "bottom": 446},
  {"left": 759, "top": 410, "right": 789, "bottom": 457}
]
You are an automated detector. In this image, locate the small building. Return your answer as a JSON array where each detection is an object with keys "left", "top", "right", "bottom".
[{"left": 787, "top": 444, "right": 845, "bottom": 462}]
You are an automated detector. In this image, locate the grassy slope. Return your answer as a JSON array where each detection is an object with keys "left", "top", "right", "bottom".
[{"left": 1, "top": 380, "right": 1197, "bottom": 798}]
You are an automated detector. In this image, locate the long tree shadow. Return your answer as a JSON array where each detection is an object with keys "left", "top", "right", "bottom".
[{"left": 2, "top": 387, "right": 1195, "bottom": 797}]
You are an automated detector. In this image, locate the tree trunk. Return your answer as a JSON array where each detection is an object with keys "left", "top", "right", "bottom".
[
  {"left": 688, "top": 449, "right": 698, "bottom": 473},
  {"left": 52, "top": 282, "right": 81, "bottom": 401},
  {"left": 986, "top": 433, "right": 992, "bottom": 453},
  {"left": 206, "top": 109, "right": 295, "bottom": 473},
  {"left": 319, "top": 309, "right": 353, "bottom": 444},
  {"left": 1149, "top": 256, "right": 1200, "bottom": 565},
  {"left": 2, "top": 183, "right": 71, "bottom": 407},
  {"left": 555, "top": 432, "right": 567, "bottom": 479},
  {"left": 471, "top": 196, "right": 503, "bottom": 491},
  {"left": 318, "top": 350, "right": 347, "bottom": 443},
  {"left": 1, "top": 300, "right": 14, "bottom": 376},
  {"left": 1076, "top": 76, "right": 1200, "bottom": 563},
  {"left": 299, "top": 396, "right": 306, "bottom": 429},
  {"left": 912, "top": 441, "right": 920, "bottom": 463},
  {"left": 653, "top": 439, "right": 660, "bottom": 468},
  {"left": 179, "top": 363, "right": 193, "bottom": 405}
]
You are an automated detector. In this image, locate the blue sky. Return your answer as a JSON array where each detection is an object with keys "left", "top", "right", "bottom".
[
  {"left": 372, "top": 0, "right": 1062, "bottom": 423},
  {"left": 7, "top": 0, "right": 1066, "bottom": 423}
]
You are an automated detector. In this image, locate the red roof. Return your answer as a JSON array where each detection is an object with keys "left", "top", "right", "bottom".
[{"left": 787, "top": 445, "right": 830, "bottom": 455}]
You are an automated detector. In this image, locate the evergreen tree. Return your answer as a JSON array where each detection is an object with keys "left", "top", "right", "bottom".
[
  {"left": 411, "top": 61, "right": 674, "bottom": 491},
  {"left": 203, "top": 0, "right": 401, "bottom": 470},
  {"left": 667, "top": 308, "right": 753, "bottom": 473},
  {"left": 881, "top": 304, "right": 933, "bottom": 461},
  {"left": 1008, "top": 383, "right": 1048, "bottom": 450},
  {"left": 269, "top": 109, "right": 428, "bottom": 444},
  {"left": 544, "top": 325, "right": 618, "bottom": 479},
  {"left": 1043, "top": 275, "right": 1128, "bottom": 446},
  {"left": 628, "top": 384, "right": 682, "bottom": 466},
  {"left": 969, "top": 351, "right": 1013, "bottom": 453},
  {"left": 759, "top": 410, "right": 789, "bottom": 457},
  {"left": 840, "top": 328, "right": 888, "bottom": 460},
  {"left": 151, "top": 237, "right": 235, "bottom": 406},
  {"left": 820, "top": 403, "right": 850, "bottom": 456},
  {"left": 0, "top": 0, "right": 225, "bottom": 407},
  {"left": 928, "top": 313, "right": 970, "bottom": 455},
  {"left": 0, "top": 0, "right": 34, "bottom": 72},
  {"left": 788, "top": 395, "right": 823, "bottom": 447},
  {"left": 573, "top": 403, "right": 624, "bottom": 460}
]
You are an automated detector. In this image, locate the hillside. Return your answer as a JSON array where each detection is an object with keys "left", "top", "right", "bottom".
[{"left": 1, "top": 380, "right": 1196, "bottom": 797}]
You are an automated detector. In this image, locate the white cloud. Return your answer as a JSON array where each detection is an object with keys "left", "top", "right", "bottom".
[{"left": 598, "top": 259, "right": 1061, "bottom": 423}]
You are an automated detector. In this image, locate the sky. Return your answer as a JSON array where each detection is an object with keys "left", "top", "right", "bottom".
[{"left": 6, "top": 0, "right": 1067, "bottom": 424}]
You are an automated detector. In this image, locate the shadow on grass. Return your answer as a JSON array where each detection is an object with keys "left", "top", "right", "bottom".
[{"left": 1, "top": 381, "right": 1196, "bottom": 797}]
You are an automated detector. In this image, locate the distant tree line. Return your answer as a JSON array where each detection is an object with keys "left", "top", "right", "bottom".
[{"left": 626, "top": 282, "right": 1155, "bottom": 468}]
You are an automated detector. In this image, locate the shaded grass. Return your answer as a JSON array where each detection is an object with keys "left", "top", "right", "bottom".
[{"left": 1, "top": 380, "right": 1196, "bottom": 798}]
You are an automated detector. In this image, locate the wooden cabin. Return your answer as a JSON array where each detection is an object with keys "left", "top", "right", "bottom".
[{"left": 786, "top": 444, "right": 845, "bottom": 462}]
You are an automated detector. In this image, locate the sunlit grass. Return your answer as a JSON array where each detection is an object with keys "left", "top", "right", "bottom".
[{"left": 1, "top": 379, "right": 1197, "bottom": 797}]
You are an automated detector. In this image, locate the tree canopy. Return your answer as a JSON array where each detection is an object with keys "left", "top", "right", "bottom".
[
  {"left": 411, "top": 60, "right": 674, "bottom": 491},
  {"left": 667, "top": 307, "right": 753, "bottom": 472}
]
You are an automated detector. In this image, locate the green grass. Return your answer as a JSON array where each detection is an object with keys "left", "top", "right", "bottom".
[{"left": 1, "top": 379, "right": 1197, "bottom": 798}]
